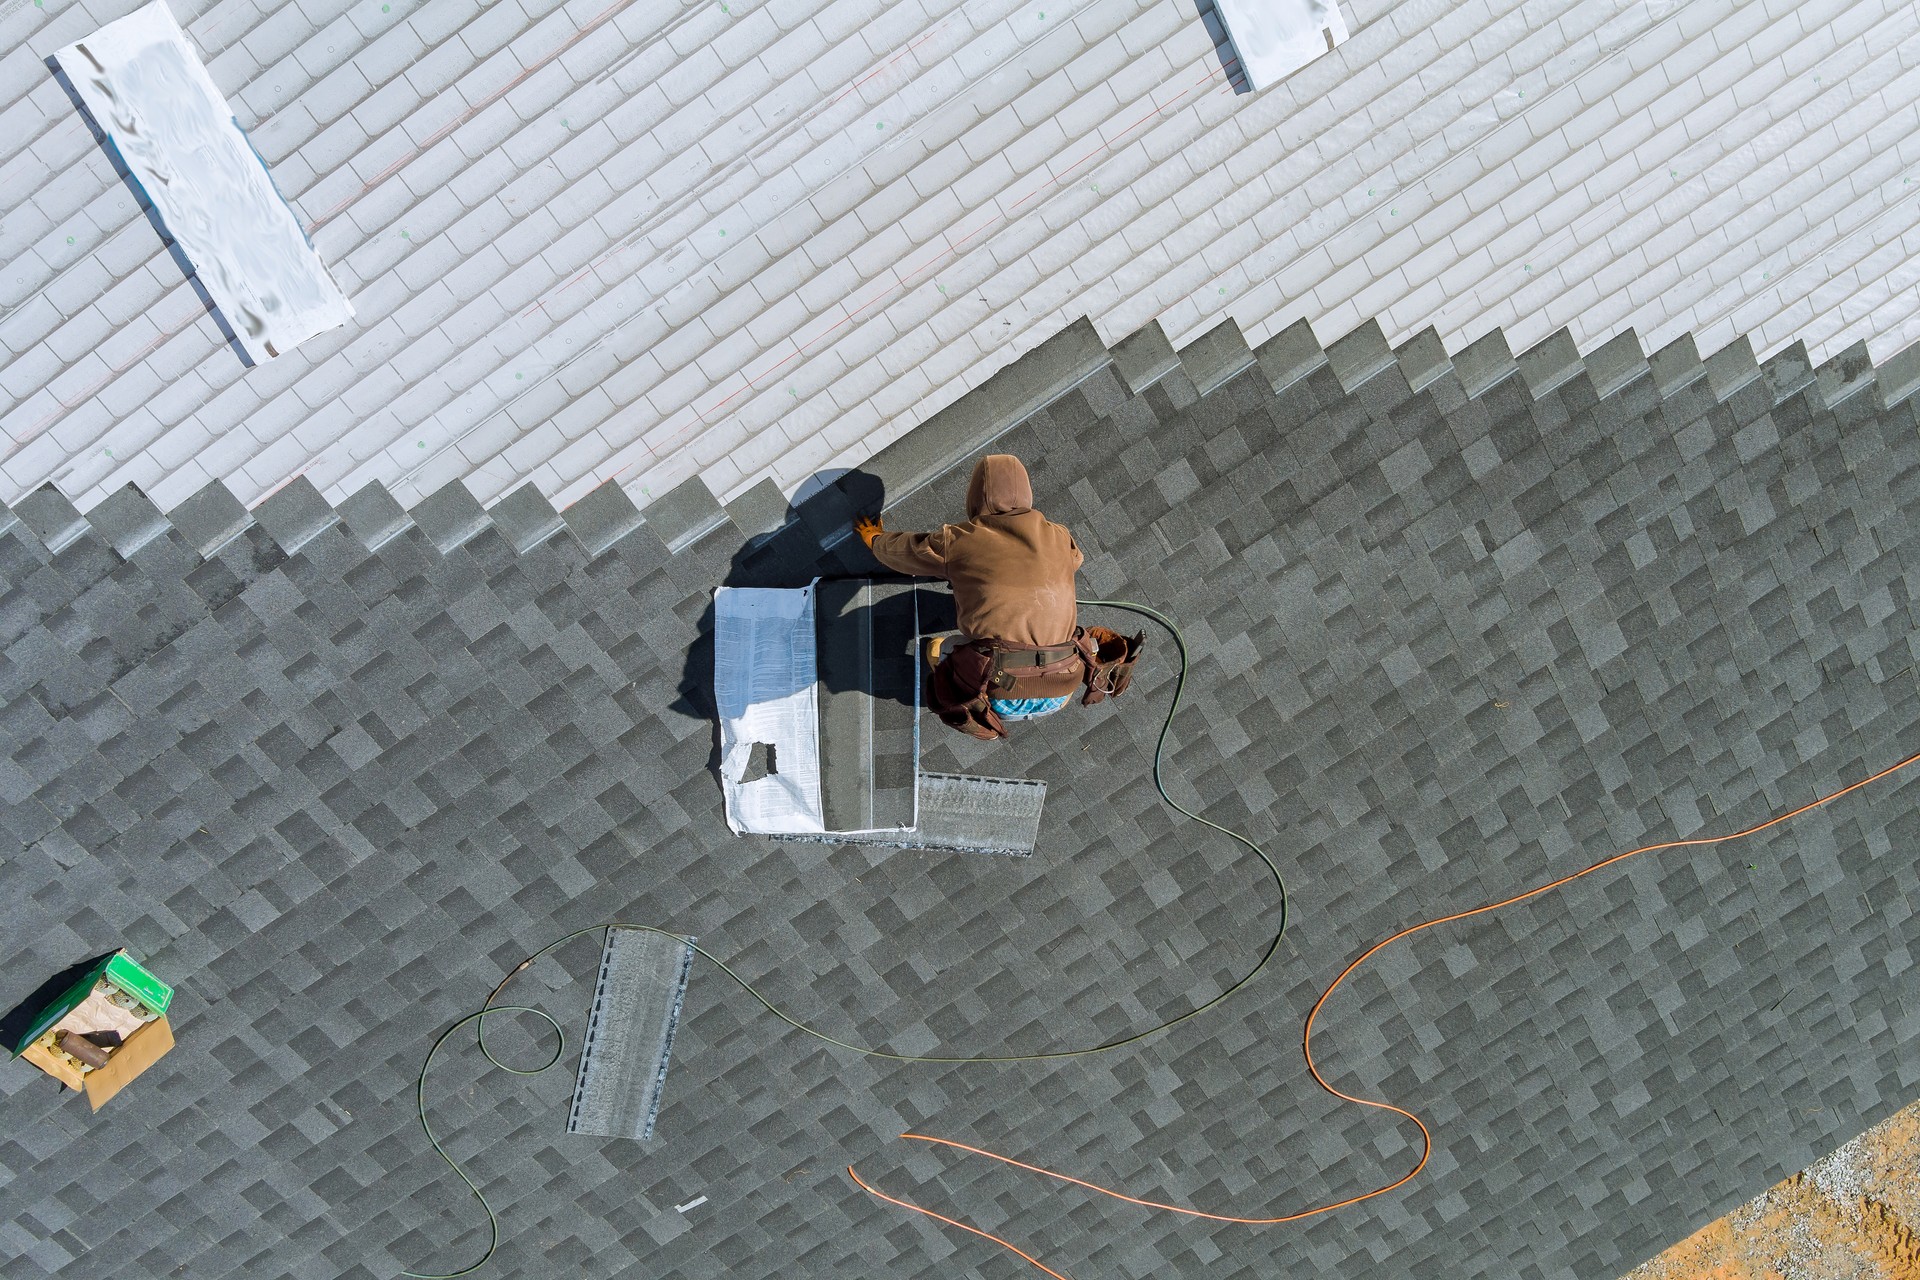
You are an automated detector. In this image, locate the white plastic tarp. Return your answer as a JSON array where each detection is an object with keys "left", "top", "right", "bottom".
[
  {"left": 1215, "top": 0, "right": 1350, "bottom": 90},
  {"left": 715, "top": 585, "right": 825, "bottom": 834},
  {"left": 53, "top": 1, "right": 353, "bottom": 362}
]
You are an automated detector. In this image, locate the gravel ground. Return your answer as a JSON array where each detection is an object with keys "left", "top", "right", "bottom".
[{"left": 1624, "top": 1101, "right": 1920, "bottom": 1280}]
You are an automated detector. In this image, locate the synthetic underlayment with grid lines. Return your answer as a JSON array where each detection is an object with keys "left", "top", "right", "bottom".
[{"left": 3, "top": 325, "right": 1920, "bottom": 1279}]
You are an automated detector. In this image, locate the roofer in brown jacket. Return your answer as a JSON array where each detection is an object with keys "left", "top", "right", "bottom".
[{"left": 854, "top": 454, "right": 1142, "bottom": 741}]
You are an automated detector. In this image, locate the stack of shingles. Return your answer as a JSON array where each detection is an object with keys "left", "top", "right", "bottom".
[{"left": 2, "top": 0, "right": 1918, "bottom": 550}]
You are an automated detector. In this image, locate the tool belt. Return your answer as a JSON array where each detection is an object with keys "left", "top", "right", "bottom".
[
  {"left": 987, "top": 628, "right": 1145, "bottom": 703},
  {"left": 931, "top": 626, "right": 1148, "bottom": 740},
  {"left": 986, "top": 639, "right": 1085, "bottom": 694}
]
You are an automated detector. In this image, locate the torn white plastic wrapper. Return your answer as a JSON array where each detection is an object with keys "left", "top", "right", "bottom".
[
  {"left": 1215, "top": 0, "right": 1350, "bottom": 90},
  {"left": 715, "top": 585, "right": 824, "bottom": 834},
  {"left": 53, "top": 0, "right": 353, "bottom": 361}
]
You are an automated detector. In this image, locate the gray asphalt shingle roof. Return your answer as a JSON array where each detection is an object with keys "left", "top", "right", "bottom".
[{"left": 3, "top": 316, "right": 1920, "bottom": 1279}]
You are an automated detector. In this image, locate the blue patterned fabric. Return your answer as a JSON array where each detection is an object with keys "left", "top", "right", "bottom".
[{"left": 990, "top": 694, "right": 1070, "bottom": 721}]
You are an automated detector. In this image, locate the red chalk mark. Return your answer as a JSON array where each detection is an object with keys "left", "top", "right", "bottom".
[
  {"left": 829, "top": 21, "right": 949, "bottom": 109},
  {"left": 523, "top": 235, "right": 638, "bottom": 318},
  {"left": 253, "top": 467, "right": 310, "bottom": 505}
]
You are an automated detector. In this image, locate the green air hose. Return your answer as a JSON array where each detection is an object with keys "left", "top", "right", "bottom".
[{"left": 403, "top": 600, "right": 1290, "bottom": 1278}]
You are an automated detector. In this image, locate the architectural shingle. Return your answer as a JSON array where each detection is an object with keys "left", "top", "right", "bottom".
[{"left": 3, "top": 317, "right": 1919, "bottom": 1279}]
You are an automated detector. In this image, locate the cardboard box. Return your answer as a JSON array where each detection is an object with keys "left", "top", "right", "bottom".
[{"left": 11, "top": 951, "right": 176, "bottom": 1110}]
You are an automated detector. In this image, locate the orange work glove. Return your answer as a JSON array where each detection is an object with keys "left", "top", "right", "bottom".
[{"left": 854, "top": 514, "right": 884, "bottom": 548}]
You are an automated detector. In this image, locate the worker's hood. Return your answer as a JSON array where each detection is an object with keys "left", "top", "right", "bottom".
[{"left": 966, "top": 455, "right": 1033, "bottom": 519}]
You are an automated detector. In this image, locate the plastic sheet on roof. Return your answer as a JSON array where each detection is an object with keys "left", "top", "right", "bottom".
[
  {"left": 51, "top": 0, "right": 353, "bottom": 364},
  {"left": 715, "top": 584, "right": 828, "bottom": 834},
  {"left": 1215, "top": 0, "right": 1350, "bottom": 89}
]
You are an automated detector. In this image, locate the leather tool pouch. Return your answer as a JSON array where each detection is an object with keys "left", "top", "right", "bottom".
[
  {"left": 1077, "top": 625, "right": 1145, "bottom": 705},
  {"left": 931, "top": 641, "right": 1008, "bottom": 740}
]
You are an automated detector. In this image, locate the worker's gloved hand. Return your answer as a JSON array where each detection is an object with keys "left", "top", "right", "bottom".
[{"left": 854, "top": 514, "right": 884, "bottom": 548}]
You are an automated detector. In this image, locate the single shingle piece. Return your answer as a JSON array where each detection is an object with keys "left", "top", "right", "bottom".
[
  {"left": 1454, "top": 329, "right": 1518, "bottom": 397},
  {"left": 410, "top": 481, "right": 489, "bottom": 553},
  {"left": 1585, "top": 329, "right": 1649, "bottom": 399},
  {"left": 643, "top": 476, "right": 727, "bottom": 554},
  {"left": 1762, "top": 341, "right": 1814, "bottom": 405},
  {"left": 1517, "top": 328, "right": 1583, "bottom": 399},
  {"left": 1110, "top": 320, "right": 1181, "bottom": 395},
  {"left": 167, "top": 480, "right": 250, "bottom": 555},
  {"left": 1326, "top": 318, "right": 1395, "bottom": 394},
  {"left": 254, "top": 476, "right": 339, "bottom": 553},
  {"left": 562, "top": 479, "right": 643, "bottom": 556},
  {"left": 1879, "top": 338, "right": 1920, "bottom": 410},
  {"left": 1814, "top": 341, "right": 1876, "bottom": 408},
  {"left": 1651, "top": 333, "right": 1705, "bottom": 398},
  {"left": 338, "top": 481, "right": 411, "bottom": 550},
  {"left": 487, "top": 483, "right": 564, "bottom": 553},
  {"left": 17, "top": 484, "right": 90, "bottom": 553},
  {"left": 1394, "top": 326, "right": 1451, "bottom": 394},
  {"left": 1177, "top": 317, "right": 1257, "bottom": 396},
  {"left": 1254, "top": 317, "right": 1327, "bottom": 393},
  {"left": 1704, "top": 336, "right": 1762, "bottom": 402},
  {"left": 85, "top": 484, "right": 168, "bottom": 556},
  {"left": 725, "top": 477, "right": 791, "bottom": 545}
]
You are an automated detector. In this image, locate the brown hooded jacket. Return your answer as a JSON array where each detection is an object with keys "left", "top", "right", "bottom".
[{"left": 867, "top": 454, "right": 1083, "bottom": 647}]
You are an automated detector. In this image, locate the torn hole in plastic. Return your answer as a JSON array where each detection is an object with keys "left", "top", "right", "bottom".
[{"left": 738, "top": 742, "right": 777, "bottom": 784}]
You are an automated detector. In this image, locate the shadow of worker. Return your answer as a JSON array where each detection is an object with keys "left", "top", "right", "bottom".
[{"left": 669, "top": 469, "right": 946, "bottom": 777}]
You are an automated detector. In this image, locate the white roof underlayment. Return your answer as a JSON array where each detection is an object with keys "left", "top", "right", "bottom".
[{"left": 2, "top": 0, "right": 1918, "bottom": 518}]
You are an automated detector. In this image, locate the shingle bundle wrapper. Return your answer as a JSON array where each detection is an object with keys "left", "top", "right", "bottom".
[{"left": 715, "top": 585, "right": 828, "bottom": 833}]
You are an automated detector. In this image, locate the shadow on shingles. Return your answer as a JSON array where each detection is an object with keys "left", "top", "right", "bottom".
[
  {"left": 1191, "top": 0, "right": 1253, "bottom": 94},
  {"left": 44, "top": 56, "right": 255, "bottom": 367},
  {"left": 671, "top": 469, "right": 948, "bottom": 793},
  {"left": 1, "top": 952, "right": 116, "bottom": 1057}
]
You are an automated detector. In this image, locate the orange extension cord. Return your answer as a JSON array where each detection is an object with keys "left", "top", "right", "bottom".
[{"left": 850, "top": 746, "right": 1920, "bottom": 1277}]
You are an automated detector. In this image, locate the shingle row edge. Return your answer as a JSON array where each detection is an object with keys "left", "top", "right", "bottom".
[{"left": 5, "top": 314, "right": 1919, "bottom": 572}]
